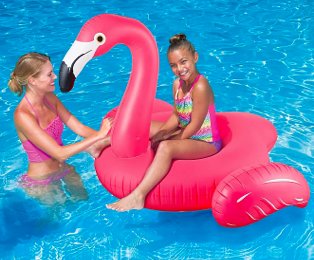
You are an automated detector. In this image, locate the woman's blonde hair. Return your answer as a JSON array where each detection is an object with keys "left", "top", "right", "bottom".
[{"left": 8, "top": 52, "right": 50, "bottom": 96}]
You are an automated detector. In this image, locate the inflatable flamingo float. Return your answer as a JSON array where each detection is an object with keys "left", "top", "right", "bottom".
[{"left": 59, "top": 14, "right": 310, "bottom": 227}]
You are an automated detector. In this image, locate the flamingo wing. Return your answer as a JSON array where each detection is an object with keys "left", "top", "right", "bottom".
[{"left": 212, "top": 162, "right": 310, "bottom": 227}]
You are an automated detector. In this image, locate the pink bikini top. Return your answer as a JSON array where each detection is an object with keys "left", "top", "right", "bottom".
[{"left": 22, "top": 96, "right": 64, "bottom": 163}]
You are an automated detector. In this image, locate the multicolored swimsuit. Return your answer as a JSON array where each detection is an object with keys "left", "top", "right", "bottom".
[{"left": 174, "top": 74, "right": 222, "bottom": 151}]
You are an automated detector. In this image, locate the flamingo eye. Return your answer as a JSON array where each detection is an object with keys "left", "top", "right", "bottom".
[{"left": 94, "top": 33, "right": 106, "bottom": 45}]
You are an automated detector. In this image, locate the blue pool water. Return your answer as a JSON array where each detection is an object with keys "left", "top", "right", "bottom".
[{"left": 0, "top": 0, "right": 313, "bottom": 259}]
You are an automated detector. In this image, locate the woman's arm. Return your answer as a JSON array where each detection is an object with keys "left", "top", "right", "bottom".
[{"left": 14, "top": 108, "right": 111, "bottom": 162}]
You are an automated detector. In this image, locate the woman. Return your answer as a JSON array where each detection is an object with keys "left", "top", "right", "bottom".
[
  {"left": 8, "top": 52, "right": 111, "bottom": 205},
  {"left": 106, "top": 33, "right": 221, "bottom": 211}
]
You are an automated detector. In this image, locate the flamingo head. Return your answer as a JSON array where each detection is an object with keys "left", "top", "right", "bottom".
[{"left": 59, "top": 14, "right": 127, "bottom": 92}]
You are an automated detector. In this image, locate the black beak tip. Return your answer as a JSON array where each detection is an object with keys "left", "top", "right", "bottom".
[{"left": 59, "top": 61, "right": 76, "bottom": 93}]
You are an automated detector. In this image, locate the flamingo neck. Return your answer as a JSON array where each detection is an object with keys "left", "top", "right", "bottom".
[{"left": 111, "top": 20, "right": 159, "bottom": 158}]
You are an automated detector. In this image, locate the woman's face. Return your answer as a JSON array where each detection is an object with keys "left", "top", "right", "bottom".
[
  {"left": 29, "top": 61, "right": 57, "bottom": 93},
  {"left": 168, "top": 47, "right": 198, "bottom": 81}
]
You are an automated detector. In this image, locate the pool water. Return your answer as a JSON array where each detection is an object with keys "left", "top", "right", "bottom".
[{"left": 0, "top": 0, "right": 313, "bottom": 259}]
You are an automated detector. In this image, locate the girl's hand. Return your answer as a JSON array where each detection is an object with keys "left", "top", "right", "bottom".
[
  {"left": 151, "top": 130, "right": 167, "bottom": 151},
  {"left": 151, "top": 127, "right": 182, "bottom": 151}
]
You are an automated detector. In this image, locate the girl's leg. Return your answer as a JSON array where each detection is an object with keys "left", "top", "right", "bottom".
[{"left": 106, "top": 139, "right": 218, "bottom": 211}]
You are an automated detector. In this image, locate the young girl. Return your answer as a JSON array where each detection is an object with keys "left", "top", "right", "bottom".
[
  {"left": 8, "top": 52, "right": 111, "bottom": 205},
  {"left": 106, "top": 33, "right": 221, "bottom": 211}
]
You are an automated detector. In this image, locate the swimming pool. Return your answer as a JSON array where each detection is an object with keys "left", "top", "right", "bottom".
[{"left": 0, "top": 0, "right": 313, "bottom": 259}]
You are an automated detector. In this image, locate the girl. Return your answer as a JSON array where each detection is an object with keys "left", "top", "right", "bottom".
[{"left": 107, "top": 34, "right": 221, "bottom": 211}]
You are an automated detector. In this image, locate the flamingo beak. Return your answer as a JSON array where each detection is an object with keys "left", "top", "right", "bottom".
[{"left": 59, "top": 40, "right": 98, "bottom": 92}]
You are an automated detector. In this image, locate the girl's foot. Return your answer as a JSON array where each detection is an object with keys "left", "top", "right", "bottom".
[{"left": 106, "top": 192, "right": 145, "bottom": 212}]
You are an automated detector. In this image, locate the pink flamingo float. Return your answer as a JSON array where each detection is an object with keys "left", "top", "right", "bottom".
[{"left": 59, "top": 14, "right": 310, "bottom": 227}]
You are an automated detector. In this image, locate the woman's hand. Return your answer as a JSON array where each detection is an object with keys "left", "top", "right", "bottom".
[
  {"left": 99, "top": 117, "right": 113, "bottom": 139},
  {"left": 87, "top": 118, "right": 113, "bottom": 158}
]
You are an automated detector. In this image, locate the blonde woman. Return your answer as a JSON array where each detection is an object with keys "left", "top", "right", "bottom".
[{"left": 8, "top": 52, "right": 111, "bottom": 205}]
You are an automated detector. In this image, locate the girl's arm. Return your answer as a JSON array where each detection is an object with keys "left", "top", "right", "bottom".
[
  {"left": 150, "top": 81, "right": 180, "bottom": 150},
  {"left": 150, "top": 112, "right": 179, "bottom": 151},
  {"left": 158, "top": 79, "right": 181, "bottom": 133},
  {"left": 158, "top": 112, "right": 179, "bottom": 133}
]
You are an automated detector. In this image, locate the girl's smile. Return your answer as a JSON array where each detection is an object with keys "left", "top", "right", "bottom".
[{"left": 168, "top": 48, "right": 198, "bottom": 83}]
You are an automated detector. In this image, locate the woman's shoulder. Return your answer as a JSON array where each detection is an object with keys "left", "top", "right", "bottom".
[
  {"left": 14, "top": 104, "right": 35, "bottom": 128},
  {"left": 45, "top": 92, "right": 60, "bottom": 104},
  {"left": 14, "top": 97, "right": 31, "bottom": 118},
  {"left": 46, "top": 92, "right": 65, "bottom": 112}
]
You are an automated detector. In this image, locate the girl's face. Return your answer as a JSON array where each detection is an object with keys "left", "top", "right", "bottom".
[
  {"left": 168, "top": 47, "right": 198, "bottom": 81},
  {"left": 29, "top": 61, "right": 57, "bottom": 93}
]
